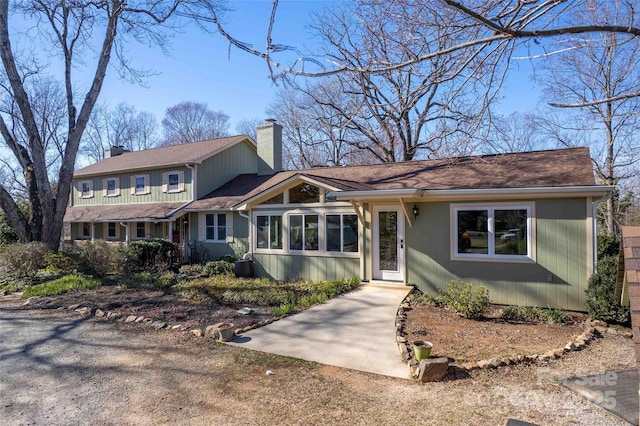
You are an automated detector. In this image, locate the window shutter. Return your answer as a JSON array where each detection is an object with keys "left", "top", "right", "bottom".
[
  {"left": 145, "top": 222, "right": 150, "bottom": 239},
  {"left": 226, "top": 212, "right": 234, "bottom": 243},
  {"left": 130, "top": 176, "right": 135, "bottom": 195},
  {"left": 144, "top": 174, "right": 150, "bottom": 194},
  {"left": 198, "top": 213, "right": 205, "bottom": 241},
  {"left": 102, "top": 179, "right": 107, "bottom": 196},
  {"left": 114, "top": 177, "right": 120, "bottom": 196},
  {"left": 178, "top": 170, "right": 185, "bottom": 192},
  {"left": 162, "top": 172, "right": 168, "bottom": 193},
  {"left": 88, "top": 181, "right": 94, "bottom": 198}
]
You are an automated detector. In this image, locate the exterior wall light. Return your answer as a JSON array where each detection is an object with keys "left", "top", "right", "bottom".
[{"left": 412, "top": 205, "right": 419, "bottom": 219}]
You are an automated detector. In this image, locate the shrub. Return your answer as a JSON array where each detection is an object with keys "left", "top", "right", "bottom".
[
  {"left": 0, "top": 242, "right": 51, "bottom": 277},
  {"left": 586, "top": 254, "right": 630, "bottom": 325},
  {"left": 77, "top": 241, "right": 118, "bottom": 278},
  {"left": 500, "top": 305, "right": 568, "bottom": 324},
  {"left": 44, "top": 251, "right": 81, "bottom": 275},
  {"left": 120, "top": 272, "right": 154, "bottom": 288},
  {"left": 598, "top": 234, "right": 620, "bottom": 258},
  {"left": 272, "top": 303, "right": 296, "bottom": 316},
  {"left": 22, "top": 273, "right": 101, "bottom": 298},
  {"left": 203, "top": 260, "right": 235, "bottom": 276},
  {"left": 178, "top": 263, "right": 205, "bottom": 277},
  {"left": 441, "top": 279, "right": 490, "bottom": 319},
  {"left": 120, "top": 239, "right": 177, "bottom": 274}
]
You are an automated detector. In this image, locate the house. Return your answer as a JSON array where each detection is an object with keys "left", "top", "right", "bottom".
[{"left": 65, "top": 120, "right": 611, "bottom": 311}]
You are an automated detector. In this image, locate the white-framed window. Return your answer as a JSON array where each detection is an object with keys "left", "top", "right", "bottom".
[
  {"left": 254, "top": 211, "right": 360, "bottom": 254},
  {"left": 162, "top": 170, "right": 184, "bottom": 193},
  {"left": 205, "top": 213, "right": 227, "bottom": 242},
  {"left": 131, "top": 175, "right": 150, "bottom": 195},
  {"left": 81, "top": 222, "right": 91, "bottom": 238},
  {"left": 452, "top": 203, "right": 533, "bottom": 261},
  {"left": 326, "top": 214, "right": 359, "bottom": 253},
  {"left": 256, "top": 214, "right": 283, "bottom": 250},
  {"left": 289, "top": 214, "right": 319, "bottom": 251},
  {"left": 105, "top": 222, "right": 119, "bottom": 239},
  {"left": 80, "top": 180, "right": 93, "bottom": 198},
  {"left": 103, "top": 177, "right": 120, "bottom": 197}
]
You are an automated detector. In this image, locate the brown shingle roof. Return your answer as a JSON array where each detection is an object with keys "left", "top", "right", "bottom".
[
  {"left": 64, "top": 202, "right": 188, "bottom": 222},
  {"left": 190, "top": 147, "right": 598, "bottom": 210},
  {"left": 74, "top": 135, "right": 252, "bottom": 177}
]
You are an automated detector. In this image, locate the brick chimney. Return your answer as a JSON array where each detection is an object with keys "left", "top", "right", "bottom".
[{"left": 256, "top": 119, "right": 283, "bottom": 176}]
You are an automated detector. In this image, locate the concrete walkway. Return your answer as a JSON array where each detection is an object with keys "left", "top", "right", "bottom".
[{"left": 227, "top": 284, "right": 413, "bottom": 379}]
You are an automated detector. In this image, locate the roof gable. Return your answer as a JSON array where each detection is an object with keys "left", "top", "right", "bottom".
[{"left": 74, "top": 135, "right": 255, "bottom": 177}]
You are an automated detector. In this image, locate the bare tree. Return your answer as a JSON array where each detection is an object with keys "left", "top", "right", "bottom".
[
  {"left": 161, "top": 101, "right": 230, "bottom": 145},
  {"left": 235, "top": 117, "right": 261, "bottom": 141},
  {"left": 80, "top": 103, "right": 159, "bottom": 162},
  {"left": 0, "top": 1, "right": 203, "bottom": 249},
  {"left": 534, "top": 1, "right": 640, "bottom": 236},
  {"left": 291, "top": 0, "right": 503, "bottom": 163},
  {"left": 267, "top": 84, "right": 368, "bottom": 169},
  {"left": 486, "top": 112, "right": 549, "bottom": 154}
]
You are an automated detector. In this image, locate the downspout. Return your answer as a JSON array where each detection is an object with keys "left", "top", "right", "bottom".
[
  {"left": 120, "top": 222, "right": 130, "bottom": 245},
  {"left": 592, "top": 195, "right": 608, "bottom": 272},
  {"left": 238, "top": 210, "right": 252, "bottom": 260},
  {"left": 184, "top": 163, "right": 196, "bottom": 250}
]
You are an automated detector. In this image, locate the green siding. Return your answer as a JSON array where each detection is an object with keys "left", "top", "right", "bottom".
[
  {"left": 405, "top": 198, "right": 589, "bottom": 311},
  {"left": 72, "top": 167, "right": 193, "bottom": 205},
  {"left": 190, "top": 212, "right": 250, "bottom": 261},
  {"left": 252, "top": 253, "right": 359, "bottom": 282},
  {"left": 196, "top": 141, "right": 257, "bottom": 198}
]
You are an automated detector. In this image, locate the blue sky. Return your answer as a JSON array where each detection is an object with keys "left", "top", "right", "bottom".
[{"left": 94, "top": 0, "right": 539, "bottom": 131}]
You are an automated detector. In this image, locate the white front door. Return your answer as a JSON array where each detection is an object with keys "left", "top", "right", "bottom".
[{"left": 373, "top": 206, "right": 405, "bottom": 281}]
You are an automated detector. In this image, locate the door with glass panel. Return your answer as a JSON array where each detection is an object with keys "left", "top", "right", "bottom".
[{"left": 373, "top": 206, "right": 404, "bottom": 281}]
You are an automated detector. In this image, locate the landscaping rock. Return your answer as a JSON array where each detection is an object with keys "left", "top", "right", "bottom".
[
  {"left": 564, "top": 342, "right": 577, "bottom": 351},
  {"left": 171, "top": 324, "right": 183, "bottom": 330},
  {"left": 151, "top": 321, "right": 167, "bottom": 330},
  {"left": 489, "top": 357, "right": 502, "bottom": 368},
  {"left": 67, "top": 303, "right": 80, "bottom": 310},
  {"left": 462, "top": 362, "right": 479, "bottom": 370},
  {"left": 477, "top": 360, "right": 491, "bottom": 369},
  {"left": 590, "top": 319, "right": 608, "bottom": 328},
  {"left": 204, "top": 324, "right": 220, "bottom": 339},
  {"left": 75, "top": 307, "right": 91, "bottom": 315},
  {"left": 125, "top": 315, "right": 138, "bottom": 323},
  {"left": 606, "top": 327, "right": 618, "bottom": 335},
  {"left": 418, "top": 357, "right": 449, "bottom": 382},
  {"left": 191, "top": 329, "right": 203, "bottom": 337},
  {"left": 134, "top": 316, "right": 145, "bottom": 323},
  {"left": 552, "top": 348, "right": 565, "bottom": 358},
  {"left": 94, "top": 309, "right": 105, "bottom": 317},
  {"left": 142, "top": 318, "right": 153, "bottom": 324},
  {"left": 501, "top": 357, "right": 512, "bottom": 366},
  {"left": 620, "top": 329, "right": 634, "bottom": 338},
  {"left": 594, "top": 326, "right": 607, "bottom": 334}
]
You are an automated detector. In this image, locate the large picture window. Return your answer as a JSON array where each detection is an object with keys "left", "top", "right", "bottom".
[
  {"left": 326, "top": 214, "right": 358, "bottom": 253},
  {"left": 256, "top": 215, "right": 283, "bottom": 250},
  {"left": 205, "top": 213, "right": 227, "bottom": 242},
  {"left": 454, "top": 204, "right": 531, "bottom": 260},
  {"left": 289, "top": 214, "right": 319, "bottom": 251}
]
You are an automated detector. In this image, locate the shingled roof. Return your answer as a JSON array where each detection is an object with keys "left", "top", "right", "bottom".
[
  {"left": 74, "top": 135, "right": 253, "bottom": 177},
  {"left": 188, "top": 147, "right": 599, "bottom": 210}
]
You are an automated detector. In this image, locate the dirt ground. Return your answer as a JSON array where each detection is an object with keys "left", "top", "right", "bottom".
[
  {"left": 405, "top": 303, "right": 591, "bottom": 363},
  {"left": 21, "top": 285, "right": 614, "bottom": 365},
  {"left": 1, "top": 292, "right": 635, "bottom": 426}
]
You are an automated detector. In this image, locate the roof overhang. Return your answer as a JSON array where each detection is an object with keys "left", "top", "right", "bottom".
[{"left": 331, "top": 186, "right": 613, "bottom": 202}]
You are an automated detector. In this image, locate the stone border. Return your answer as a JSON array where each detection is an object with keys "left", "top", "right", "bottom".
[
  {"left": 23, "top": 297, "right": 288, "bottom": 342},
  {"left": 395, "top": 296, "right": 632, "bottom": 380}
]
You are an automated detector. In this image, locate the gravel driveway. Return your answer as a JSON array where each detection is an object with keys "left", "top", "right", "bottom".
[{"left": 1, "top": 298, "right": 635, "bottom": 425}]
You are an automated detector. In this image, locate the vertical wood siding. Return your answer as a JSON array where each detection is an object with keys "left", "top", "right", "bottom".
[{"left": 406, "top": 198, "right": 589, "bottom": 311}]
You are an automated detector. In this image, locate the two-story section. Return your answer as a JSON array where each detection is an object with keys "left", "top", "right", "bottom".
[{"left": 64, "top": 132, "right": 260, "bottom": 257}]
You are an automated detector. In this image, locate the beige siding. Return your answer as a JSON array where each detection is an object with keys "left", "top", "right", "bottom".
[
  {"left": 196, "top": 141, "right": 257, "bottom": 198},
  {"left": 72, "top": 167, "right": 193, "bottom": 205},
  {"left": 405, "top": 198, "right": 590, "bottom": 311}
]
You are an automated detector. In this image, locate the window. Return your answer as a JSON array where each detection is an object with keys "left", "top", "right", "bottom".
[
  {"left": 107, "top": 222, "right": 118, "bottom": 239},
  {"left": 289, "top": 214, "right": 319, "bottom": 251},
  {"left": 262, "top": 192, "right": 284, "bottom": 204},
  {"left": 453, "top": 204, "right": 531, "bottom": 260},
  {"left": 289, "top": 183, "right": 319, "bottom": 203},
  {"left": 103, "top": 177, "right": 119, "bottom": 197},
  {"left": 80, "top": 181, "right": 93, "bottom": 198},
  {"left": 131, "top": 175, "right": 149, "bottom": 195},
  {"left": 205, "top": 213, "right": 227, "bottom": 241},
  {"left": 136, "top": 222, "right": 146, "bottom": 239},
  {"left": 256, "top": 215, "right": 283, "bottom": 250},
  {"left": 326, "top": 214, "right": 359, "bottom": 253},
  {"left": 163, "top": 171, "right": 184, "bottom": 193},
  {"left": 82, "top": 222, "right": 91, "bottom": 238}
]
